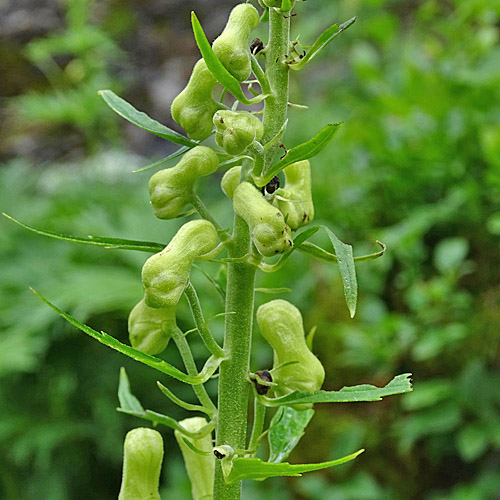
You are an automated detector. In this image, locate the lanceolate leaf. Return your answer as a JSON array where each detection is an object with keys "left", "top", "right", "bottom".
[
  {"left": 289, "top": 17, "right": 357, "bottom": 71},
  {"left": 297, "top": 240, "right": 386, "bottom": 264},
  {"left": 3, "top": 213, "right": 165, "bottom": 253},
  {"left": 132, "top": 146, "right": 191, "bottom": 173},
  {"left": 268, "top": 406, "right": 315, "bottom": 463},
  {"left": 191, "top": 12, "right": 267, "bottom": 106},
  {"left": 98, "top": 90, "right": 197, "bottom": 147},
  {"left": 255, "top": 123, "right": 343, "bottom": 186},
  {"left": 31, "top": 288, "right": 224, "bottom": 385},
  {"left": 259, "top": 373, "right": 413, "bottom": 407},
  {"left": 324, "top": 226, "right": 357, "bottom": 318},
  {"left": 224, "top": 450, "right": 364, "bottom": 483}
]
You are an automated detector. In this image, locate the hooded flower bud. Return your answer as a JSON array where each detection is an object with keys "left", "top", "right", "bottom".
[
  {"left": 212, "top": 4, "right": 260, "bottom": 81},
  {"left": 118, "top": 427, "right": 164, "bottom": 500},
  {"left": 128, "top": 298, "right": 176, "bottom": 355},
  {"left": 273, "top": 160, "right": 314, "bottom": 230},
  {"left": 171, "top": 59, "right": 221, "bottom": 140},
  {"left": 175, "top": 417, "right": 214, "bottom": 500},
  {"left": 213, "top": 110, "right": 263, "bottom": 155},
  {"left": 257, "top": 299, "right": 325, "bottom": 402},
  {"left": 142, "top": 220, "right": 218, "bottom": 308},
  {"left": 149, "top": 146, "right": 219, "bottom": 219},
  {"left": 233, "top": 182, "right": 292, "bottom": 256}
]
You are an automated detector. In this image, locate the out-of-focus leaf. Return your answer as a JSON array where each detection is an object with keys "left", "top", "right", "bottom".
[
  {"left": 255, "top": 287, "right": 292, "bottom": 294},
  {"left": 268, "top": 406, "right": 315, "bottom": 463},
  {"left": 98, "top": 90, "right": 197, "bottom": 147},
  {"left": 224, "top": 449, "right": 364, "bottom": 483},
  {"left": 3, "top": 213, "right": 165, "bottom": 253},
  {"left": 289, "top": 17, "right": 357, "bottom": 71},
  {"left": 255, "top": 124, "right": 342, "bottom": 186},
  {"left": 260, "top": 373, "right": 413, "bottom": 407}
]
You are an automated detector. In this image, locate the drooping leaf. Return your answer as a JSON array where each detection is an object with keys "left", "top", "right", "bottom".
[
  {"left": 268, "top": 406, "right": 315, "bottom": 463},
  {"left": 259, "top": 373, "right": 413, "bottom": 407},
  {"left": 3, "top": 213, "right": 165, "bottom": 253},
  {"left": 191, "top": 12, "right": 268, "bottom": 106},
  {"left": 289, "top": 17, "right": 357, "bottom": 71},
  {"left": 98, "top": 89, "right": 197, "bottom": 147},
  {"left": 324, "top": 226, "right": 357, "bottom": 318},
  {"left": 224, "top": 450, "right": 364, "bottom": 483},
  {"left": 31, "top": 288, "right": 223, "bottom": 385},
  {"left": 297, "top": 240, "right": 386, "bottom": 264},
  {"left": 118, "top": 367, "right": 145, "bottom": 414},
  {"left": 255, "top": 124, "right": 343, "bottom": 186},
  {"left": 132, "top": 146, "right": 191, "bottom": 173}
]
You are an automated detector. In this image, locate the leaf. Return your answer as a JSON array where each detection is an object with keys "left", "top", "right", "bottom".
[
  {"left": 255, "top": 124, "right": 343, "bottom": 186},
  {"left": 289, "top": 17, "right": 357, "bottom": 71},
  {"left": 118, "top": 367, "right": 145, "bottom": 414},
  {"left": 255, "top": 287, "right": 291, "bottom": 294},
  {"left": 259, "top": 373, "right": 413, "bottom": 407},
  {"left": 324, "top": 226, "right": 357, "bottom": 318},
  {"left": 31, "top": 288, "right": 224, "bottom": 385},
  {"left": 98, "top": 90, "right": 197, "bottom": 147},
  {"left": 268, "top": 406, "right": 315, "bottom": 463},
  {"left": 191, "top": 12, "right": 268, "bottom": 106},
  {"left": 298, "top": 240, "right": 386, "bottom": 264},
  {"left": 224, "top": 450, "right": 364, "bottom": 483},
  {"left": 132, "top": 146, "right": 191, "bottom": 173},
  {"left": 3, "top": 213, "right": 165, "bottom": 253},
  {"left": 281, "top": 0, "right": 293, "bottom": 12}
]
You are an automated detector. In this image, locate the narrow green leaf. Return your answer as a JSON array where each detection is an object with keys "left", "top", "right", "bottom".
[
  {"left": 297, "top": 240, "right": 386, "bottom": 264},
  {"left": 281, "top": 0, "right": 293, "bottom": 13},
  {"left": 157, "top": 381, "right": 210, "bottom": 414},
  {"left": 268, "top": 407, "right": 315, "bottom": 463},
  {"left": 191, "top": 12, "right": 268, "bottom": 106},
  {"left": 3, "top": 213, "right": 165, "bottom": 253},
  {"left": 289, "top": 17, "right": 357, "bottom": 71},
  {"left": 118, "top": 368, "right": 145, "bottom": 414},
  {"left": 98, "top": 89, "right": 197, "bottom": 147},
  {"left": 260, "top": 374, "right": 413, "bottom": 407},
  {"left": 192, "top": 263, "right": 226, "bottom": 303},
  {"left": 255, "top": 124, "right": 343, "bottom": 186},
  {"left": 31, "top": 288, "right": 224, "bottom": 385},
  {"left": 225, "top": 450, "right": 364, "bottom": 483},
  {"left": 255, "top": 287, "right": 291, "bottom": 294},
  {"left": 324, "top": 226, "right": 357, "bottom": 317},
  {"left": 132, "top": 146, "right": 191, "bottom": 173}
]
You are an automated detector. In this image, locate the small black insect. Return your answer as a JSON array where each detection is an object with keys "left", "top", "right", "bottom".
[
  {"left": 261, "top": 176, "right": 280, "bottom": 195},
  {"left": 253, "top": 370, "right": 273, "bottom": 395},
  {"left": 213, "top": 449, "right": 225, "bottom": 459},
  {"left": 250, "top": 38, "right": 264, "bottom": 55}
]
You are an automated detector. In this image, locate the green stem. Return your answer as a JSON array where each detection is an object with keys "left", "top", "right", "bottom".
[
  {"left": 185, "top": 282, "right": 226, "bottom": 358},
  {"left": 171, "top": 327, "right": 217, "bottom": 417},
  {"left": 213, "top": 214, "right": 256, "bottom": 500},
  {"left": 262, "top": 8, "right": 290, "bottom": 173}
]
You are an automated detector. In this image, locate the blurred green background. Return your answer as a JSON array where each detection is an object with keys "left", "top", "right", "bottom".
[{"left": 1, "top": 0, "right": 500, "bottom": 498}]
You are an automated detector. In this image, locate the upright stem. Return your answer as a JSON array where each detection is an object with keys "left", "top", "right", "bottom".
[
  {"left": 263, "top": 8, "right": 290, "bottom": 170},
  {"left": 213, "top": 9, "right": 290, "bottom": 500},
  {"left": 213, "top": 211, "right": 256, "bottom": 500}
]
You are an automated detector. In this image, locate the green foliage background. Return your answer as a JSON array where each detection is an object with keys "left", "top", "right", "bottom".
[{"left": 1, "top": 0, "right": 499, "bottom": 499}]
